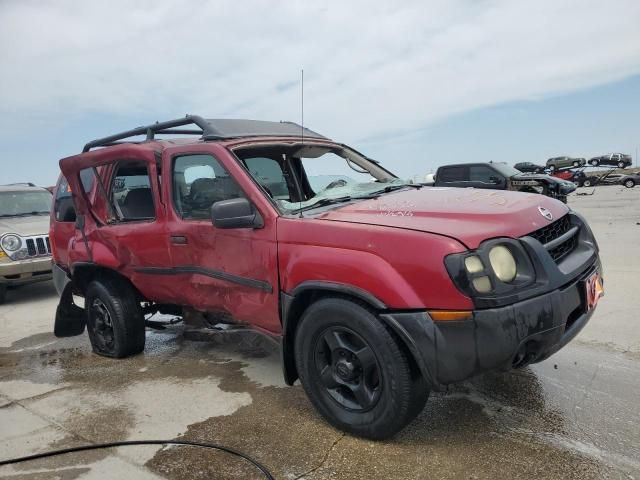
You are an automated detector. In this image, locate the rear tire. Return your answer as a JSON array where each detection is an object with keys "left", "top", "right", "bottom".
[
  {"left": 590, "top": 159, "right": 599, "bottom": 166},
  {"left": 583, "top": 179, "right": 593, "bottom": 187},
  {"left": 618, "top": 161, "right": 625, "bottom": 169},
  {"left": 85, "top": 277, "right": 145, "bottom": 358},
  {"left": 572, "top": 161, "right": 579, "bottom": 167},
  {"left": 624, "top": 179, "right": 635, "bottom": 188},
  {"left": 294, "top": 298, "right": 428, "bottom": 440}
]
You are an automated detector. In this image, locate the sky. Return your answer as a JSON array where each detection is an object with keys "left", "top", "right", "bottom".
[{"left": 1, "top": 0, "right": 639, "bottom": 185}]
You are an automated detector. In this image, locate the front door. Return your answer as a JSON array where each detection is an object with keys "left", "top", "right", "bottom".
[{"left": 162, "top": 145, "right": 280, "bottom": 334}]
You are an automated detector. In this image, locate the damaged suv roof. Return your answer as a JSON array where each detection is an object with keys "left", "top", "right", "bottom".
[{"left": 82, "top": 115, "right": 328, "bottom": 153}]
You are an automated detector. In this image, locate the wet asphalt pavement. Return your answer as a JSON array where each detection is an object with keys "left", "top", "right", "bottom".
[{"left": 1, "top": 186, "right": 639, "bottom": 479}]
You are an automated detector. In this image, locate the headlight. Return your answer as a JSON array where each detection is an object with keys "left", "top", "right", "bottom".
[
  {"left": 445, "top": 238, "right": 535, "bottom": 305},
  {"left": 1, "top": 235, "right": 21, "bottom": 252},
  {"left": 489, "top": 245, "right": 517, "bottom": 283}
]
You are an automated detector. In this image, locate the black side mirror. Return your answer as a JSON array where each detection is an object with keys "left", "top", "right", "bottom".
[{"left": 210, "top": 197, "right": 263, "bottom": 229}]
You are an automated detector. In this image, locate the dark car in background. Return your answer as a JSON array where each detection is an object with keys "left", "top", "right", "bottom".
[
  {"left": 620, "top": 171, "right": 640, "bottom": 188},
  {"left": 514, "top": 162, "right": 545, "bottom": 173},
  {"left": 546, "top": 156, "right": 586, "bottom": 171},
  {"left": 588, "top": 153, "right": 632, "bottom": 168},
  {"left": 433, "top": 162, "right": 576, "bottom": 202}
]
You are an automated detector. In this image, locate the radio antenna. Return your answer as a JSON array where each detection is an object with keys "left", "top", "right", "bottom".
[{"left": 298, "top": 69, "right": 304, "bottom": 218}]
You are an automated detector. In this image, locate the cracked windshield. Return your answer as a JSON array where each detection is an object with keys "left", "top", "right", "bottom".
[{"left": 241, "top": 146, "right": 412, "bottom": 213}]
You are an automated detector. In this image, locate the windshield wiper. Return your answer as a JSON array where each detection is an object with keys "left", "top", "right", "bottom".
[{"left": 298, "top": 196, "right": 354, "bottom": 212}]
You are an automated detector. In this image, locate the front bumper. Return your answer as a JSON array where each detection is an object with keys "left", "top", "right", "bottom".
[
  {"left": 380, "top": 261, "right": 601, "bottom": 388},
  {"left": 0, "top": 256, "right": 53, "bottom": 286}
]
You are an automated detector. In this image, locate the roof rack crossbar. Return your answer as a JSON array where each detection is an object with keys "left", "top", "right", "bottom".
[{"left": 82, "top": 115, "right": 220, "bottom": 152}]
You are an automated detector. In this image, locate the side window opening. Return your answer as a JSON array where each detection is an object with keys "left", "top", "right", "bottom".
[
  {"left": 111, "top": 162, "right": 155, "bottom": 221},
  {"left": 468, "top": 166, "right": 497, "bottom": 183},
  {"left": 173, "top": 154, "right": 245, "bottom": 220},
  {"left": 438, "top": 166, "right": 467, "bottom": 183},
  {"left": 54, "top": 175, "right": 76, "bottom": 222},
  {"left": 243, "top": 157, "right": 290, "bottom": 200}
]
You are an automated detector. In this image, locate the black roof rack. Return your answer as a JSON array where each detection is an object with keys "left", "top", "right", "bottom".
[{"left": 82, "top": 115, "right": 328, "bottom": 152}]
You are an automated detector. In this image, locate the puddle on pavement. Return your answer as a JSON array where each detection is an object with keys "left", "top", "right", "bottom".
[{"left": 1, "top": 327, "right": 637, "bottom": 479}]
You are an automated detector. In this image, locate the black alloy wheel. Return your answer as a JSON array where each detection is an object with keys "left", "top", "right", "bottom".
[
  {"left": 294, "top": 297, "right": 429, "bottom": 440},
  {"left": 314, "top": 326, "right": 382, "bottom": 412},
  {"left": 85, "top": 277, "right": 145, "bottom": 358}
]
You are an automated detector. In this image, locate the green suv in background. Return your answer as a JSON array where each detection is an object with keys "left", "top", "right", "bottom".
[
  {"left": 546, "top": 156, "right": 586, "bottom": 171},
  {"left": 0, "top": 184, "right": 53, "bottom": 304}
]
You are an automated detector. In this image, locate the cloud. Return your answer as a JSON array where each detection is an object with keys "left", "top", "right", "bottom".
[{"left": 1, "top": 0, "right": 639, "bottom": 145}]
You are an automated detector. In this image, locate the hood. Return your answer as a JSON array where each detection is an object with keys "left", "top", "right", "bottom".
[
  {"left": 0, "top": 215, "right": 51, "bottom": 237},
  {"left": 315, "top": 187, "right": 569, "bottom": 249}
]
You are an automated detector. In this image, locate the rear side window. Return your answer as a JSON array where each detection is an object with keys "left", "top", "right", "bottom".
[
  {"left": 111, "top": 162, "right": 155, "bottom": 221},
  {"left": 54, "top": 175, "right": 75, "bottom": 222},
  {"left": 438, "top": 166, "right": 466, "bottom": 183},
  {"left": 173, "top": 154, "right": 245, "bottom": 220}
]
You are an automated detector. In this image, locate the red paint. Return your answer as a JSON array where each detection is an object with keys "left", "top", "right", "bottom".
[{"left": 51, "top": 136, "right": 570, "bottom": 335}]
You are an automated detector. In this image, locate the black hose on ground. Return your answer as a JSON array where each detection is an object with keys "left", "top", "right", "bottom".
[{"left": 0, "top": 439, "right": 275, "bottom": 479}]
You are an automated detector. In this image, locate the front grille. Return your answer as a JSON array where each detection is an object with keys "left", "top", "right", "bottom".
[
  {"left": 525, "top": 214, "right": 578, "bottom": 263},
  {"left": 528, "top": 215, "right": 571, "bottom": 245},
  {"left": 24, "top": 235, "right": 51, "bottom": 258}
]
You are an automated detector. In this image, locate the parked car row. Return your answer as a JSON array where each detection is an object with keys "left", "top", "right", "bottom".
[{"left": 515, "top": 153, "right": 633, "bottom": 174}]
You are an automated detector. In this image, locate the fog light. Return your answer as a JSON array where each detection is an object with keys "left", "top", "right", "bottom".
[
  {"left": 464, "top": 255, "right": 484, "bottom": 274},
  {"left": 472, "top": 276, "right": 492, "bottom": 293},
  {"left": 489, "top": 245, "right": 517, "bottom": 282}
]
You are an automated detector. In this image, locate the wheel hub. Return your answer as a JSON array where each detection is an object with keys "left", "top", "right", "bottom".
[{"left": 335, "top": 359, "right": 356, "bottom": 381}]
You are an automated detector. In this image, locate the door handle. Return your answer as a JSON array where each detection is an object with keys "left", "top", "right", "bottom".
[{"left": 170, "top": 235, "right": 188, "bottom": 245}]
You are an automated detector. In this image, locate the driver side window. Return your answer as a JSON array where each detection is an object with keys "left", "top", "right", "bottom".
[{"left": 173, "top": 154, "right": 245, "bottom": 220}]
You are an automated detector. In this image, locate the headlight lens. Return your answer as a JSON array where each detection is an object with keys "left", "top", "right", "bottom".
[
  {"left": 464, "top": 255, "right": 484, "bottom": 274},
  {"left": 489, "top": 245, "right": 517, "bottom": 283},
  {"left": 1, "top": 235, "right": 21, "bottom": 252}
]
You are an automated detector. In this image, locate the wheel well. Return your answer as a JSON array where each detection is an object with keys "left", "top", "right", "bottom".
[
  {"left": 72, "top": 265, "right": 142, "bottom": 300},
  {"left": 281, "top": 288, "right": 422, "bottom": 386}
]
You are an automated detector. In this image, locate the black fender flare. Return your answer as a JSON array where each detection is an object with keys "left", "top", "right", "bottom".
[{"left": 279, "top": 281, "right": 436, "bottom": 388}]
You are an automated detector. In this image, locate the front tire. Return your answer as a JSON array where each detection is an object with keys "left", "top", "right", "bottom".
[
  {"left": 583, "top": 179, "right": 593, "bottom": 187},
  {"left": 294, "top": 298, "right": 428, "bottom": 440},
  {"left": 590, "top": 159, "right": 599, "bottom": 166},
  {"left": 85, "top": 277, "right": 145, "bottom": 358},
  {"left": 618, "top": 161, "right": 625, "bottom": 169},
  {"left": 572, "top": 161, "right": 579, "bottom": 167},
  {"left": 624, "top": 179, "right": 635, "bottom": 188}
]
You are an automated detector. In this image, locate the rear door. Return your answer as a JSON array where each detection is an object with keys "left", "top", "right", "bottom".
[{"left": 59, "top": 146, "right": 175, "bottom": 303}]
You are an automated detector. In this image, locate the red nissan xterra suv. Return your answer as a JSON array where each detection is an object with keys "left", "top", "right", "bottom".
[{"left": 51, "top": 116, "right": 603, "bottom": 439}]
